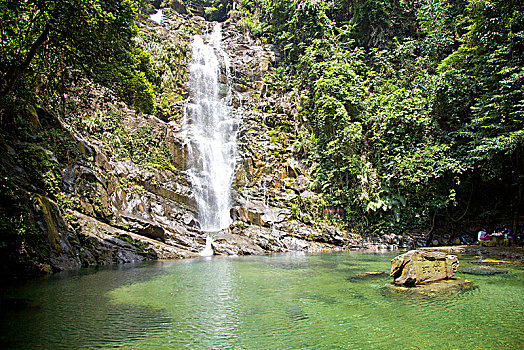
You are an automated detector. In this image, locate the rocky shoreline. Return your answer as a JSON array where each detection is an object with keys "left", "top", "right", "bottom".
[{"left": 419, "top": 245, "right": 524, "bottom": 263}]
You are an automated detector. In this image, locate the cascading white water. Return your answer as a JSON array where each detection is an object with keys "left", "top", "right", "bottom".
[
  {"left": 149, "top": 9, "right": 164, "bottom": 25},
  {"left": 200, "top": 235, "right": 214, "bottom": 257},
  {"left": 184, "top": 23, "right": 237, "bottom": 239}
]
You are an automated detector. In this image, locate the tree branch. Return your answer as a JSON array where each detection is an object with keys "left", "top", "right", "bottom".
[{"left": 1, "top": 21, "right": 52, "bottom": 96}]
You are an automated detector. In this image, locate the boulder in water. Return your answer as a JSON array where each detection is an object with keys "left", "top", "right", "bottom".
[{"left": 390, "top": 250, "right": 459, "bottom": 286}]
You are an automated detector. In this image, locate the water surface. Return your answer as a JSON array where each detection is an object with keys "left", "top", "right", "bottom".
[{"left": 1, "top": 252, "right": 522, "bottom": 349}]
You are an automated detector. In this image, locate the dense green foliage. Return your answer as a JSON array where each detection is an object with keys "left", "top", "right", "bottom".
[
  {"left": 0, "top": 0, "right": 157, "bottom": 118},
  {"left": 163, "top": 0, "right": 232, "bottom": 21},
  {"left": 236, "top": 0, "right": 523, "bottom": 234}
]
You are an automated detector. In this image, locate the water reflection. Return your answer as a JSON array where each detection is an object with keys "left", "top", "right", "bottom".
[{"left": 1, "top": 253, "right": 523, "bottom": 349}]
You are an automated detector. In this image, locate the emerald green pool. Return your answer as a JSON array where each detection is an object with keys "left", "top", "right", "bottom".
[{"left": 1, "top": 251, "right": 523, "bottom": 349}]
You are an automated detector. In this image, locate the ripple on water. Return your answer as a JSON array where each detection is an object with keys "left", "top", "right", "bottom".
[{"left": 1, "top": 253, "right": 523, "bottom": 349}]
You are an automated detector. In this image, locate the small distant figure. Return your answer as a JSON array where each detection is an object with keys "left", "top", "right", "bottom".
[
  {"left": 503, "top": 227, "right": 514, "bottom": 245},
  {"left": 478, "top": 230, "right": 489, "bottom": 245}
]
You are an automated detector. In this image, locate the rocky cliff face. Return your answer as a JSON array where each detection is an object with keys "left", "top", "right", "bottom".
[
  {"left": 213, "top": 19, "right": 351, "bottom": 253},
  {"left": 0, "top": 10, "right": 415, "bottom": 278}
]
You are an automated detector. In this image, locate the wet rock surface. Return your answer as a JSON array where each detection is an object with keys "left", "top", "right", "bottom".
[
  {"left": 421, "top": 245, "right": 524, "bottom": 262},
  {"left": 390, "top": 250, "right": 459, "bottom": 286}
]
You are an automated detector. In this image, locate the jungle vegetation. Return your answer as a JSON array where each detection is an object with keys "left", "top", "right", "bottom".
[
  {"left": 232, "top": 0, "right": 523, "bottom": 235},
  {"left": 0, "top": 0, "right": 157, "bottom": 119}
]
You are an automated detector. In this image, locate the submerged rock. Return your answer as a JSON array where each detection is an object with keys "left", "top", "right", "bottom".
[
  {"left": 390, "top": 250, "right": 459, "bottom": 286},
  {"left": 385, "top": 277, "right": 473, "bottom": 297},
  {"left": 460, "top": 266, "right": 508, "bottom": 276},
  {"left": 348, "top": 271, "right": 387, "bottom": 280}
]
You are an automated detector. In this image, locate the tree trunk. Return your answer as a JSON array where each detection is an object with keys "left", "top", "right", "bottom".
[{"left": 1, "top": 22, "right": 52, "bottom": 96}]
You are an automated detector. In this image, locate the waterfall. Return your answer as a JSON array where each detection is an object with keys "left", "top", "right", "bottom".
[
  {"left": 199, "top": 235, "right": 214, "bottom": 257},
  {"left": 150, "top": 9, "right": 163, "bottom": 25},
  {"left": 184, "top": 23, "right": 237, "bottom": 242}
]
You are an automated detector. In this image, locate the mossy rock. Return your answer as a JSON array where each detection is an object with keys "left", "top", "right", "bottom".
[
  {"left": 33, "top": 194, "right": 62, "bottom": 251},
  {"left": 390, "top": 250, "right": 459, "bottom": 286}
]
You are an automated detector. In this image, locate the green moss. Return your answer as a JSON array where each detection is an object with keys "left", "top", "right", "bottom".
[
  {"left": 113, "top": 233, "right": 152, "bottom": 255},
  {"left": 33, "top": 194, "right": 62, "bottom": 251}
]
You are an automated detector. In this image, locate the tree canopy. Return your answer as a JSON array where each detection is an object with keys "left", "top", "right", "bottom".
[{"left": 0, "top": 0, "right": 156, "bottom": 118}]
